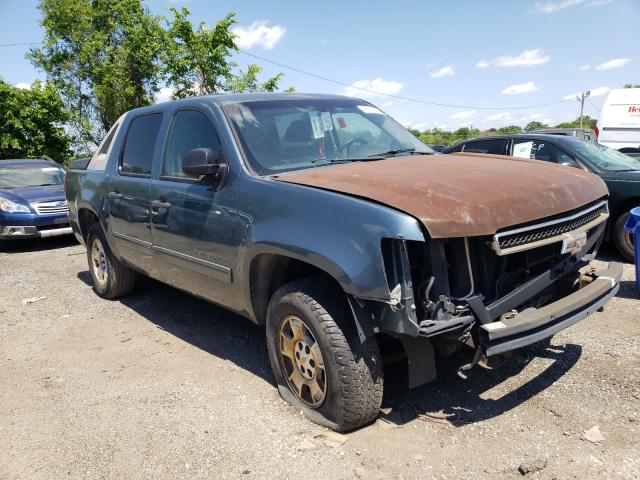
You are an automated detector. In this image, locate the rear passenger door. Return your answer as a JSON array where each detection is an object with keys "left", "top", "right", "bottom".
[
  {"left": 461, "top": 138, "right": 508, "bottom": 155},
  {"left": 150, "top": 108, "right": 239, "bottom": 306},
  {"left": 107, "top": 112, "right": 163, "bottom": 276}
]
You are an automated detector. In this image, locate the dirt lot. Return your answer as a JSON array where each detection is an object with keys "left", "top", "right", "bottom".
[{"left": 1, "top": 237, "right": 639, "bottom": 480}]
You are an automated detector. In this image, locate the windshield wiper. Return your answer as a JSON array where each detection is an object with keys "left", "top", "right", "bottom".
[
  {"left": 367, "top": 148, "right": 433, "bottom": 158},
  {"left": 310, "top": 157, "right": 384, "bottom": 164}
]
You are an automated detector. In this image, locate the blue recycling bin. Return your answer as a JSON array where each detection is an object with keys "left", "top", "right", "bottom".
[{"left": 624, "top": 206, "right": 640, "bottom": 292}]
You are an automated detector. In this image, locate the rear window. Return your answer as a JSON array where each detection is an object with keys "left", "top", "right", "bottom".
[{"left": 120, "top": 113, "right": 163, "bottom": 176}]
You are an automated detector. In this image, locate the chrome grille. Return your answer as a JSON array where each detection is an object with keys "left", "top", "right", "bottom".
[
  {"left": 32, "top": 200, "right": 69, "bottom": 215},
  {"left": 492, "top": 200, "right": 609, "bottom": 255}
]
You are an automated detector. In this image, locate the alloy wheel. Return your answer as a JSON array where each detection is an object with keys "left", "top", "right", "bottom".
[{"left": 278, "top": 314, "right": 327, "bottom": 408}]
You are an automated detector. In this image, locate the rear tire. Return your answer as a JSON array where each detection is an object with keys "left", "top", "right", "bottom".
[
  {"left": 612, "top": 210, "right": 634, "bottom": 263},
  {"left": 266, "top": 277, "right": 383, "bottom": 431},
  {"left": 86, "top": 223, "right": 138, "bottom": 299}
]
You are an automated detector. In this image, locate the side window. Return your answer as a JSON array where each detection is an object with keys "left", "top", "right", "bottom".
[
  {"left": 163, "top": 110, "right": 221, "bottom": 178},
  {"left": 462, "top": 139, "right": 506, "bottom": 154},
  {"left": 512, "top": 140, "right": 565, "bottom": 163},
  {"left": 120, "top": 113, "right": 163, "bottom": 176}
]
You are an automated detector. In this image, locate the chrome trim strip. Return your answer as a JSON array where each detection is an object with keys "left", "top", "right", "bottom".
[
  {"left": 152, "top": 245, "right": 232, "bottom": 283},
  {"left": 112, "top": 231, "right": 152, "bottom": 248},
  {"left": 492, "top": 200, "right": 609, "bottom": 256}
]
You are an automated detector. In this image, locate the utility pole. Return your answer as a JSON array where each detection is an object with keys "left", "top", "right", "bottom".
[{"left": 576, "top": 90, "right": 590, "bottom": 129}]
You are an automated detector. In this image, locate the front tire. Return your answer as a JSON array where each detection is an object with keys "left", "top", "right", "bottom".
[
  {"left": 613, "top": 210, "right": 634, "bottom": 263},
  {"left": 86, "top": 223, "right": 138, "bottom": 299},
  {"left": 266, "top": 277, "right": 383, "bottom": 431}
]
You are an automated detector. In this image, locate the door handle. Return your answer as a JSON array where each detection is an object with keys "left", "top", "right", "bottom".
[
  {"left": 109, "top": 192, "right": 123, "bottom": 199},
  {"left": 151, "top": 200, "right": 171, "bottom": 209}
]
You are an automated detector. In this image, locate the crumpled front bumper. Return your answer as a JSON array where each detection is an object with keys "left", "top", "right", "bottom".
[{"left": 479, "top": 262, "right": 622, "bottom": 356}]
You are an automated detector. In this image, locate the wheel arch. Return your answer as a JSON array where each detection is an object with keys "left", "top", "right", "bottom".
[
  {"left": 248, "top": 252, "right": 349, "bottom": 325},
  {"left": 76, "top": 206, "right": 100, "bottom": 242}
]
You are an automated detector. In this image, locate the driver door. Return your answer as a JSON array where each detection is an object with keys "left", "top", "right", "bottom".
[{"left": 150, "top": 108, "right": 240, "bottom": 307}]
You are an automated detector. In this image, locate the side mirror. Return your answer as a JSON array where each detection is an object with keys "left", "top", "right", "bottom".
[
  {"left": 182, "top": 148, "right": 222, "bottom": 177},
  {"left": 560, "top": 160, "right": 581, "bottom": 169}
]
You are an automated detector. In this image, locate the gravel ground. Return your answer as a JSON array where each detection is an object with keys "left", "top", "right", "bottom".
[{"left": 1, "top": 237, "right": 639, "bottom": 480}]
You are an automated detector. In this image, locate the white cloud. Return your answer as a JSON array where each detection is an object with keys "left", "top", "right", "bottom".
[
  {"left": 15, "top": 82, "right": 31, "bottom": 90},
  {"left": 484, "top": 112, "right": 512, "bottom": 123},
  {"left": 450, "top": 110, "right": 476, "bottom": 120},
  {"left": 497, "top": 49, "right": 550, "bottom": 67},
  {"left": 342, "top": 78, "right": 403, "bottom": 99},
  {"left": 156, "top": 87, "right": 174, "bottom": 103},
  {"left": 502, "top": 81, "right": 539, "bottom": 95},
  {"left": 590, "top": 86, "right": 611, "bottom": 97},
  {"left": 579, "top": 64, "right": 591, "bottom": 71},
  {"left": 232, "top": 21, "right": 286, "bottom": 50},
  {"left": 596, "top": 58, "right": 630, "bottom": 70},
  {"left": 430, "top": 65, "right": 455, "bottom": 78},
  {"left": 534, "top": 0, "right": 586, "bottom": 13},
  {"left": 563, "top": 86, "right": 610, "bottom": 101},
  {"left": 529, "top": 113, "right": 546, "bottom": 120},
  {"left": 477, "top": 49, "right": 550, "bottom": 68},
  {"left": 535, "top": 0, "right": 612, "bottom": 12}
]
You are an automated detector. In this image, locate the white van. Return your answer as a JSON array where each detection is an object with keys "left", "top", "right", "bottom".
[{"left": 596, "top": 88, "right": 640, "bottom": 158}]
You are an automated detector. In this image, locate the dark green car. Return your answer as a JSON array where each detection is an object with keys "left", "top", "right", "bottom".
[{"left": 446, "top": 134, "right": 640, "bottom": 261}]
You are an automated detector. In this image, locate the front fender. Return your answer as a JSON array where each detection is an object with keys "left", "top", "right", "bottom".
[{"left": 237, "top": 176, "right": 425, "bottom": 313}]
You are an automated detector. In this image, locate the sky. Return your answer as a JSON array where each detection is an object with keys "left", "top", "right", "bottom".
[{"left": 1, "top": 0, "right": 639, "bottom": 131}]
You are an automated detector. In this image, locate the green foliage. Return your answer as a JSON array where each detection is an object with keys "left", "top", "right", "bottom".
[
  {"left": 29, "top": 0, "right": 166, "bottom": 149},
  {"left": 524, "top": 121, "right": 548, "bottom": 131},
  {"left": 0, "top": 79, "right": 72, "bottom": 163},
  {"left": 496, "top": 125, "right": 523, "bottom": 134},
  {"left": 418, "top": 127, "right": 482, "bottom": 146},
  {"left": 162, "top": 7, "right": 288, "bottom": 99},
  {"left": 623, "top": 83, "right": 640, "bottom": 88},
  {"left": 29, "top": 1, "right": 291, "bottom": 151},
  {"left": 554, "top": 115, "right": 597, "bottom": 129},
  {"left": 163, "top": 7, "right": 236, "bottom": 98}
]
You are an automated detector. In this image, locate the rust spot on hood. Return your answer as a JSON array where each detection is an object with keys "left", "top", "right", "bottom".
[{"left": 274, "top": 153, "right": 609, "bottom": 238}]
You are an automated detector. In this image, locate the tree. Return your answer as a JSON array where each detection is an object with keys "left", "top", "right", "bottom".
[
  {"left": 163, "top": 7, "right": 287, "bottom": 98},
  {"left": 0, "top": 79, "right": 72, "bottom": 163},
  {"left": 623, "top": 83, "right": 640, "bottom": 88},
  {"left": 497, "top": 125, "right": 523, "bottom": 134},
  {"left": 29, "top": 1, "right": 290, "bottom": 151},
  {"left": 29, "top": 0, "right": 166, "bottom": 150},
  {"left": 524, "top": 121, "right": 548, "bottom": 131},
  {"left": 555, "top": 115, "right": 597, "bottom": 129}
]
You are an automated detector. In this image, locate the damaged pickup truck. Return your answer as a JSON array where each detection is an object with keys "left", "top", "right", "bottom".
[{"left": 65, "top": 93, "right": 621, "bottom": 431}]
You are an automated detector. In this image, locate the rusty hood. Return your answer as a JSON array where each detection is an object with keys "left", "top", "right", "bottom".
[{"left": 273, "top": 153, "right": 609, "bottom": 238}]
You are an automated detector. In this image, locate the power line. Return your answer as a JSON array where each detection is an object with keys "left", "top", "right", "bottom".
[
  {"left": 0, "top": 40, "right": 572, "bottom": 111},
  {"left": 587, "top": 97, "right": 602, "bottom": 113},
  {"left": 239, "top": 50, "right": 569, "bottom": 110}
]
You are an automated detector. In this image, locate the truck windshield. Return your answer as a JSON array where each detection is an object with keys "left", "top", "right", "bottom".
[
  {"left": 0, "top": 165, "right": 65, "bottom": 189},
  {"left": 568, "top": 140, "right": 640, "bottom": 172},
  {"left": 223, "top": 98, "right": 433, "bottom": 175}
]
